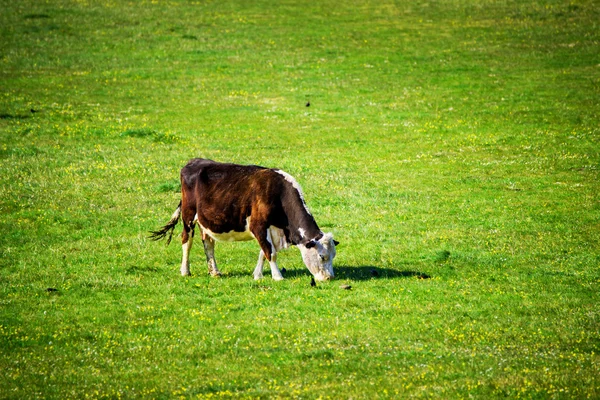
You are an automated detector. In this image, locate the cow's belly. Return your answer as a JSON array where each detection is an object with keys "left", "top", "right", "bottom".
[
  {"left": 197, "top": 216, "right": 255, "bottom": 242},
  {"left": 203, "top": 227, "right": 255, "bottom": 242}
]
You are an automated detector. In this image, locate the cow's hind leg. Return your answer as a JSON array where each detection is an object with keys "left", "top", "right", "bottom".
[
  {"left": 181, "top": 219, "right": 194, "bottom": 277},
  {"left": 202, "top": 236, "right": 222, "bottom": 277}
]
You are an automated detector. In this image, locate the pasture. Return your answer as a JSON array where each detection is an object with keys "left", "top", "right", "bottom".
[{"left": 1, "top": 0, "right": 599, "bottom": 398}]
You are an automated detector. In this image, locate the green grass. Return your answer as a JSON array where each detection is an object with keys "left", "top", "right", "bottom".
[{"left": 1, "top": 0, "right": 599, "bottom": 398}]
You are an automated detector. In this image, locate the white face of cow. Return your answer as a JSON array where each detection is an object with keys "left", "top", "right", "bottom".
[{"left": 299, "top": 233, "right": 338, "bottom": 281}]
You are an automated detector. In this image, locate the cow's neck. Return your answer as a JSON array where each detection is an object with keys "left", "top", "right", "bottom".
[
  {"left": 282, "top": 193, "right": 322, "bottom": 245},
  {"left": 275, "top": 169, "right": 323, "bottom": 245},
  {"left": 291, "top": 211, "right": 322, "bottom": 245}
]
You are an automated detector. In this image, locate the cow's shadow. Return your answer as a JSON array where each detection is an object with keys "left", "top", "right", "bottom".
[
  {"left": 239, "top": 265, "right": 430, "bottom": 281},
  {"left": 332, "top": 265, "right": 431, "bottom": 281}
]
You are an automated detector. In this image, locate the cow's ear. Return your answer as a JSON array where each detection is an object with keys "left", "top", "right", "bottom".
[
  {"left": 333, "top": 240, "right": 340, "bottom": 246},
  {"left": 305, "top": 240, "right": 317, "bottom": 249}
]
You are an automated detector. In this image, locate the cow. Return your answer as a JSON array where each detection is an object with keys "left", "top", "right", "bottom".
[{"left": 150, "top": 158, "right": 338, "bottom": 281}]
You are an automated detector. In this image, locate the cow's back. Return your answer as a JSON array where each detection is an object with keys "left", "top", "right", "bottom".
[
  {"left": 180, "top": 159, "right": 285, "bottom": 233},
  {"left": 181, "top": 158, "right": 267, "bottom": 188}
]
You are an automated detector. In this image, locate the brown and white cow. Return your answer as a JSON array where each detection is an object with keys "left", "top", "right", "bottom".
[{"left": 150, "top": 158, "right": 338, "bottom": 281}]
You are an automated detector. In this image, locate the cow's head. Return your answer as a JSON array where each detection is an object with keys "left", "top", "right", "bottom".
[{"left": 299, "top": 233, "right": 338, "bottom": 281}]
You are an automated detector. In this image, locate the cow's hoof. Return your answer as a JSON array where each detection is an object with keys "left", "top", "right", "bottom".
[
  {"left": 209, "top": 271, "right": 222, "bottom": 278},
  {"left": 181, "top": 270, "right": 191, "bottom": 277},
  {"left": 272, "top": 275, "right": 284, "bottom": 281}
]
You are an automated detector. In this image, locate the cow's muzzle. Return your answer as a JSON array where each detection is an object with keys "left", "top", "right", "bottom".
[{"left": 314, "top": 271, "right": 334, "bottom": 282}]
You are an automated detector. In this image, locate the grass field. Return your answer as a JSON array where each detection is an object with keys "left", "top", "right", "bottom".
[{"left": 1, "top": 0, "right": 599, "bottom": 398}]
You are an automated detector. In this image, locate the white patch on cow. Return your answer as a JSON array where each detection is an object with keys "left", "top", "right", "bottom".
[
  {"left": 298, "top": 228, "right": 306, "bottom": 239},
  {"left": 199, "top": 217, "right": 255, "bottom": 242},
  {"left": 275, "top": 169, "right": 312, "bottom": 215}
]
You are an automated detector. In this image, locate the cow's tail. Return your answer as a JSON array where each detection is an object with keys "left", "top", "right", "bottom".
[{"left": 149, "top": 201, "right": 182, "bottom": 245}]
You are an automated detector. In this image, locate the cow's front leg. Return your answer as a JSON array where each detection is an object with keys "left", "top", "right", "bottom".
[
  {"left": 265, "top": 229, "right": 284, "bottom": 281},
  {"left": 253, "top": 250, "right": 266, "bottom": 280},
  {"left": 251, "top": 226, "right": 284, "bottom": 281},
  {"left": 181, "top": 223, "right": 194, "bottom": 276},
  {"left": 268, "top": 251, "right": 284, "bottom": 281},
  {"left": 202, "top": 236, "right": 222, "bottom": 277}
]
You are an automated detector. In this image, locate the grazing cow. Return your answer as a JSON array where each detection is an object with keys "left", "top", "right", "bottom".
[{"left": 150, "top": 159, "right": 338, "bottom": 281}]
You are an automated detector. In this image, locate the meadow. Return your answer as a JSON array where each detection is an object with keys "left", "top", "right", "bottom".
[{"left": 1, "top": 0, "right": 599, "bottom": 398}]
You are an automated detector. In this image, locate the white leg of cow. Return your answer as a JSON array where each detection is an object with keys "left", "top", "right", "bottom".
[
  {"left": 250, "top": 225, "right": 284, "bottom": 281},
  {"left": 203, "top": 237, "right": 222, "bottom": 277},
  {"left": 266, "top": 229, "right": 284, "bottom": 281},
  {"left": 181, "top": 234, "right": 193, "bottom": 276},
  {"left": 269, "top": 252, "right": 284, "bottom": 281},
  {"left": 253, "top": 250, "right": 266, "bottom": 280}
]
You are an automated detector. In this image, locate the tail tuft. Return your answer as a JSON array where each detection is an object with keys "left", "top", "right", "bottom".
[{"left": 149, "top": 202, "right": 181, "bottom": 245}]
